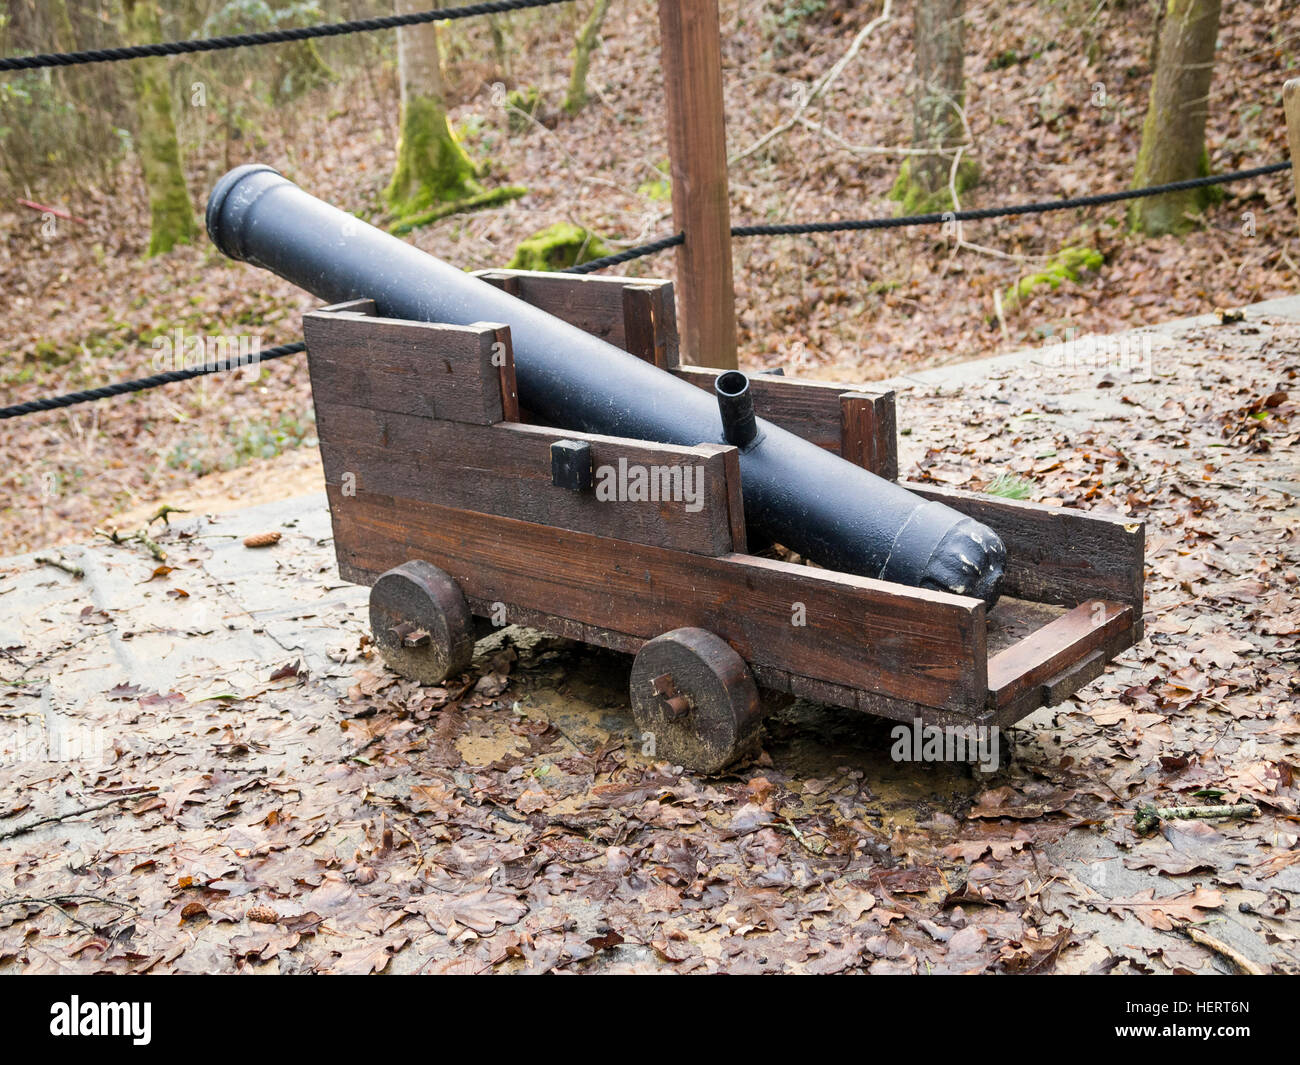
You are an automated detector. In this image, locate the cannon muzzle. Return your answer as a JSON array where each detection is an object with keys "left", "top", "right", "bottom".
[{"left": 206, "top": 165, "right": 1005, "bottom": 605}]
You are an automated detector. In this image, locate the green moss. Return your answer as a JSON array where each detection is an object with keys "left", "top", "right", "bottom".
[
  {"left": 124, "top": 1, "right": 196, "bottom": 256},
  {"left": 1127, "top": 146, "right": 1222, "bottom": 234},
  {"left": 32, "top": 338, "right": 74, "bottom": 365},
  {"left": 889, "top": 156, "right": 980, "bottom": 215},
  {"left": 1197, "top": 146, "right": 1225, "bottom": 206},
  {"left": 563, "top": 0, "right": 611, "bottom": 116},
  {"left": 273, "top": 40, "right": 335, "bottom": 102},
  {"left": 638, "top": 161, "right": 672, "bottom": 202},
  {"left": 507, "top": 222, "right": 611, "bottom": 271},
  {"left": 505, "top": 87, "right": 540, "bottom": 133},
  {"left": 385, "top": 95, "right": 481, "bottom": 218},
  {"left": 985, "top": 472, "right": 1035, "bottom": 500},
  {"left": 1004, "top": 244, "right": 1104, "bottom": 311}
]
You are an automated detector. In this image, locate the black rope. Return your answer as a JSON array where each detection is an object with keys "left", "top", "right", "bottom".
[
  {"left": 731, "top": 161, "right": 1292, "bottom": 238},
  {"left": 0, "top": 0, "right": 572, "bottom": 72},
  {"left": 3, "top": 159, "right": 1291, "bottom": 421},
  {"left": 0, "top": 342, "right": 304, "bottom": 420},
  {"left": 560, "top": 232, "right": 685, "bottom": 274}
]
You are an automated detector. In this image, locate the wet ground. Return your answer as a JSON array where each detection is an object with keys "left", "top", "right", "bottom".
[{"left": 1, "top": 299, "right": 1296, "bottom": 973}]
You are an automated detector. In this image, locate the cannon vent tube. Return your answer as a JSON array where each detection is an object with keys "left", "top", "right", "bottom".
[{"left": 715, "top": 371, "right": 759, "bottom": 449}]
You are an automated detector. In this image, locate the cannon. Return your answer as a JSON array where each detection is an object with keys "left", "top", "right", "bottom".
[
  {"left": 205, "top": 164, "right": 1006, "bottom": 605},
  {"left": 204, "top": 165, "right": 1144, "bottom": 775}
]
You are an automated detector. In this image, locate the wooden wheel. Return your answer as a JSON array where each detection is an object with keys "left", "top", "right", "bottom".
[
  {"left": 629, "top": 627, "right": 763, "bottom": 775},
  {"left": 369, "top": 561, "right": 475, "bottom": 685}
]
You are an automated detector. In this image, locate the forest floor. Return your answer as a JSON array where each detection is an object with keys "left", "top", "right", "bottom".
[
  {"left": 1, "top": 0, "right": 1297, "bottom": 554},
  {"left": 0, "top": 301, "right": 1295, "bottom": 975}
]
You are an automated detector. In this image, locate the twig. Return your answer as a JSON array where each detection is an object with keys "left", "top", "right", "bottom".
[
  {"left": 146, "top": 504, "right": 189, "bottom": 528},
  {"left": 33, "top": 555, "right": 84, "bottom": 579},
  {"left": 794, "top": 115, "right": 970, "bottom": 158},
  {"left": 729, "top": 0, "right": 894, "bottom": 166},
  {"left": 94, "top": 525, "right": 167, "bottom": 562},
  {"left": 136, "top": 528, "right": 167, "bottom": 561},
  {"left": 392, "top": 818, "right": 426, "bottom": 872},
  {"left": 1133, "top": 802, "right": 1258, "bottom": 835},
  {"left": 766, "top": 817, "right": 828, "bottom": 856},
  {"left": 1178, "top": 922, "right": 1269, "bottom": 975},
  {"left": 0, "top": 794, "right": 141, "bottom": 841},
  {"left": 0, "top": 892, "right": 137, "bottom": 933}
]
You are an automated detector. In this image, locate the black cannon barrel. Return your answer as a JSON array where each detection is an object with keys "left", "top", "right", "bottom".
[{"left": 206, "top": 165, "right": 1005, "bottom": 605}]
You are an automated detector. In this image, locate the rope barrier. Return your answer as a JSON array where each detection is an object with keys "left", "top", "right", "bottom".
[
  {"left": 561, "top": 233, "right": 685, "bottom": 274},
  {"left": 730, "top": 161, "right": 1293, "bottom": 238},
  {"left": 0, "top": 0, "right": 573, "bottom": 72},
  {"left": 0, "top": 343, "right": 304, "bottom": 420},
  {"left": 1, "top": 158, "right": 1290, "bottom": 421}
]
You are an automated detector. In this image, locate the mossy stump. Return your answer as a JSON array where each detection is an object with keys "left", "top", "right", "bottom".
[
  {"left": 889, "top": 156, "right": 980, "bottom": 215},
  {"left": 507, "top": 222, "right": 611, "bottom": 271},
  {"left": 385, "top": 96, "right": 526, "bottom": 234}
]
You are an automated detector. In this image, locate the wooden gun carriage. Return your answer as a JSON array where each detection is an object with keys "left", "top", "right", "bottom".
[{"left": 302, "top": 270, "right": 1144, "bottom": 773}]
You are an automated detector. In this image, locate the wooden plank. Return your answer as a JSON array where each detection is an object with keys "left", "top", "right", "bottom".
[
  {"left": 476, "top": 270, "right": 522, "bottom": 297},
  {"left": 1285, "top": 79, "right": 1300, "bottom": 221},
  {"left": 316, "top": 402, "right": 742, "bottom": 555},
  {"left": 745, "top": 662, "right": 1001, "bottom": 727},
  {"left": 985, "top": 596, "right": 1068, "bottom": 657},
  {"left": 622, "top": 282, "right": 680, "bottom": 368},
  {"left": 718, "top": 446, "right": 748, "bottom": 554},
  {"left": 658, "top": 0, "right": 738, "bottom": 369},
  {"left": 840, "top": 390, "right": 898, "bottom": 479},
  {"left": 987, "top": 600, "right": 1132, "bottom": 710},
  {"left": 473, "top": 321, "right": 520, "bottom": 422},
  {"left": 303, "top": 311, "right": 506, "bottom": 425},
  {"left": 1039, "top": 649, "right": 1107, "bottom": 707},
  {"left": 474, "top": 269, "right": 677, "bottom": 358},
  {"left": 990, "top": 622, "right": 1136, "bottom": 726},
  {"left": 902, "top": 482, "right": 1145, "bottom": 610},
  {"left": 673, "top": 365, "right": 894, "bottom": 462},
  {"left": 329, "top": 487, "right": 988, "bottom": 711}
]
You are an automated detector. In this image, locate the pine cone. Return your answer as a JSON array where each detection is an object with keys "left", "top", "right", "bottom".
[
  {"left": 243, "top": 531, "right": 282, "bottom": 548},
  {"left": 247, "top": 904, "right": 278, "bottom": 924}
]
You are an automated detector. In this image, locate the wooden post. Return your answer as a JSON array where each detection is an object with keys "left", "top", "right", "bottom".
[
  {"left": 658, "top": 0, "right": 738, "bottom": 370},
  {"left": 1285, "top": 79, "right": 1300, "bottom": 222}
]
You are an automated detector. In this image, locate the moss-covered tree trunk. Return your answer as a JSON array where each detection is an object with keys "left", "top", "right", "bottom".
[
  {"left": 1128, "top": 0, "right": 1222, "bottom": 234},
  {"left": 891, "top": 0, "right": 974, "bottom": 213},
  {"left": 270, "top": 0, "right": 335, "bottom": 102},
  {"left": 385, "top": 0, "right": 480, "bottom": 218},
  {"left": 564, "top": 0, "right": 611, "bottom": 115},
  {"left": 121, "top": 0, "right": 196, "bottom": 256}
]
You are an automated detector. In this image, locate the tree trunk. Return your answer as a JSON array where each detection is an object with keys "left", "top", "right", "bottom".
[
  {"left": 1129, "top": 0, "right": 1223, "bottom": 235},
  {"left": 564, "top": 0, "right": 611, "bottom": 115},
  {"left": 488, "top": 15, "right": 513, "bottom": 84},
  {"left": 384, "top": 0, "right": 480, "bottom": 218},
  {"left": 270, "top": 0, "right": 335, "bottom": 102},
  {"left": 891, "top": 0, "right": 974, "bottom": 213},
  {"left": 121, "top": 0, "right": 197, "bottom": 256}
]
